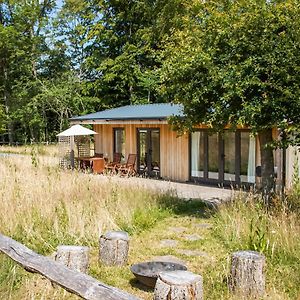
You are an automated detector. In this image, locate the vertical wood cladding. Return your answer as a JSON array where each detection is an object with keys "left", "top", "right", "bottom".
[{"left": 93, "top": 123, "right": 189, "bottom": 182}]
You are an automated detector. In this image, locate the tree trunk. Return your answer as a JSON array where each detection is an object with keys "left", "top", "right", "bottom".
[
  {"left": 3, "top": 61, "right": 13, "bottom": 144},
  {"left": 154, "top": 270, "right": 203, "bottom": 300},
  {"left": 55, "top": 245, "right": 89, "bottom": 273},
  {"left": 99, "top": 231, "right": 129, "bottom": 266},
  {"left": 230, "top": 250, "right": 265, "bottom": 299},
  {"left": 30, "top": 26, "right": 38, "bottom": 79},
  {"left": 258, "top": 129, "right": 275, "bottom": 201},
  {"left": 129, "top": 85, "right": 134, "bottom": 104}
]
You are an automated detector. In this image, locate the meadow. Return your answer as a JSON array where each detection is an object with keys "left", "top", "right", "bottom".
[{"left": 0, "top": 145, "right": 299, "bottom": 299}]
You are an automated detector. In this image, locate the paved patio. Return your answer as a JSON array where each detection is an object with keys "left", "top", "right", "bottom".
[{"left": 99, "top": 176, "right": 234, "bottom": 206}]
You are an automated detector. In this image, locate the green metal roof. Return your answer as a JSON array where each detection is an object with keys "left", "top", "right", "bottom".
[{"left": 70, "top": 103, "right": 184, "bottom": 121}]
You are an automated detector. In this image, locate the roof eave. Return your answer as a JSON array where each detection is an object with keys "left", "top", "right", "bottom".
[{"left": 70, "top": 118, "right": 174, "bottom": 125}]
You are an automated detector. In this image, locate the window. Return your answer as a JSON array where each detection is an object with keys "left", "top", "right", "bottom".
[
  {"left": 113, "top": 128, "right": 125, "bottom": 161},
  {"left": 190, "top": 129, "right": 256, "bottom": 185}
]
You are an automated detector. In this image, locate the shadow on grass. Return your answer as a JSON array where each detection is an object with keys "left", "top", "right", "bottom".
[
  {"left": 129, "top": 278, "right": 154, "bottom": 293},
  {"left": 157, "top": 194, "right": 216, "bottom": 219}
]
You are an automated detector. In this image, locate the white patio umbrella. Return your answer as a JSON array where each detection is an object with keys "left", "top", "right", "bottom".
[
  {"left": 57, "top": 124, "right": 97, "bottom": 137},
  {"left": 57, "top": 125, "right": 97, "bottom": 168}
]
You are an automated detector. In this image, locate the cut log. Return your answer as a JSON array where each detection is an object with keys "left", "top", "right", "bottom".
[
  {"left": 99, "top": 231, "right": 129, "bottom": 266},
  {"left": 154, "top": 270, "right": 203, "bottom": 300},
  {"left": 55, "top": 245, "right": 89, "bottom": 273},
  {"left": 230, "top": 250, "right": 265, "bottom": 298},
  {"left": 0, "top": 233, "right": 139, "bottom": 300}
]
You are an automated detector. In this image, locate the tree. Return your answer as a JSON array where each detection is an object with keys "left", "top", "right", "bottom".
[
  {"left": 85, "top": 0, "right": 190, "bottom": 107},
  {"left": 54, "top": 0, "right": 99, "bottom": 81},
  {"left": 162, "top": 0, "right": 300, "bottom": 197},
  {"left": 0, "top": 0, "right": 55, "bottom": 143},
  {"left": 0, "top": 104, "right": 5, "bottom": 133}
]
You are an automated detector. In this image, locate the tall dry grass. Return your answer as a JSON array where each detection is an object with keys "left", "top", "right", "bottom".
[
  {"left": 213, "top": 192, "right": 300, "bottom": 299},
  {"left": 0, "top": 150, "right": 299, "bottom": 299},
  {"left": 0, "top": 155, "right": 168, "bottom": 252},
  {"left": 0, "top": 154, "right": 173, "bottom": 299},
  {"left": 0, "top": 144, "right": 59, "bottom": 157}
]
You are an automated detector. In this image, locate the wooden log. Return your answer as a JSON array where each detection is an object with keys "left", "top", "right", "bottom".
[
  {"left": 55, "top": 245, "right": 89, "bottom": 273},
  {"left": 154, "top": 270, "right": 203, "bottom": 300},
  {"left": 0, "top": 233, "right": 140, "bottom": 300},
  {"left": 230, "top": 250, "right": 265, "bottom": 298},
  {"left": 99, "top": 231, "right": 129, "bottom": 266}
]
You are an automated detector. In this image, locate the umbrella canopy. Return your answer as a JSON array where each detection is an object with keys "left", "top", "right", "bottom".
[{"left": 57, "top": 124, "right": 97, "bottom": 137}]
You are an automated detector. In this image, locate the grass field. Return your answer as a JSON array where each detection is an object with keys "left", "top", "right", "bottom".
[{"left": 0, "top": 146, "right": 299, "bottom": 299}]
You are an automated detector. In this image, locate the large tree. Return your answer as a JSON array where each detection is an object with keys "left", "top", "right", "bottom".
[
  {"left": 84, "top": 0, "right": 190, "bottom": 107},
  {"left": 162, "top": 0, "right": 300, "bottom": 196},
  {"left": 0, "top": 0, "right": 55, "bottom": 143}
]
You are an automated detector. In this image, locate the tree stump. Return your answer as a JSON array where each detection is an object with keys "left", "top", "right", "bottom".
[
  {"left": 154, "top": 270, "right": 203, "bottom": 300},
  {"left": 55, "top": 245, "right": 89, "bottom": 273},
  {"left": 99, "top": 231, "right": 129, "bottom": 266},
  {"left": 230, "top": 250, "right": 265, "bottom": 298}
]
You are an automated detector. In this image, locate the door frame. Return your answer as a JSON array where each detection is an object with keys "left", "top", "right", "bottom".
[{"left": 136, "top": 128, "right": 160, "bottom": 177}]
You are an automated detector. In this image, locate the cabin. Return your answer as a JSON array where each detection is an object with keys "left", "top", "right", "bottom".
[{"left": 70, "top": 103, "right": 300, "bottom": 189}]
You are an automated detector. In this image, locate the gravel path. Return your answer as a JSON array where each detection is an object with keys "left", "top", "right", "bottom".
[{"left": 97, "top": 176, "right": 234, "bottom": 206}]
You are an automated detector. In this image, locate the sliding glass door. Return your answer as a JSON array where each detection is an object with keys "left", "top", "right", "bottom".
[
  {"left": 190, "top": 130, "right": 256, "bottom": 185},
  {"left": 137, "top": 128, "right": 160, "bottom": 177}
]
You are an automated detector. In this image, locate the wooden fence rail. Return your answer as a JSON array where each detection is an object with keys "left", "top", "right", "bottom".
[{"left": 0, "top": 234, "right": 140, "bottom": 300}]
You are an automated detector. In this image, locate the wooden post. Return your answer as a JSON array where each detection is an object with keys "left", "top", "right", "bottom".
[
  {"left": 154, "top": 270, "right": 203, "bottom": 300},
  {"left": 55, "top": 245, "right": 89, "bottom": 273},
  {"left": 99, "top": 231, "right": 129, "bottom": 266},
  {"left": 230, "top": 250, "right": 265, "bottom": 298}
]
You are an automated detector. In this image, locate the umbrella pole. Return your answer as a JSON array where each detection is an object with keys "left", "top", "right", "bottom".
[{"left": 70, "top": 136, "right": 75, "bottom": 169}]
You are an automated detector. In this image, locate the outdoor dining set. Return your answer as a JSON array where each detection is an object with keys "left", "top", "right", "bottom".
[{"left": 77, "top": 152, "right": 137, "bottom": 176}]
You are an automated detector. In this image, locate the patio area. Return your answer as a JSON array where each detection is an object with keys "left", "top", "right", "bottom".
[{"left": 97, "top": 176, "right": 235, "bottom": 206}]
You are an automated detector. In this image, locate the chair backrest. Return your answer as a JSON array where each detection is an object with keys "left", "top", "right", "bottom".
[
  {"left": 92, "top": 158, "right": 105, "bottom": 174},
  {"left": 113, "top": 152, "right": 122, "bottom": 163},
  {"left": 126, "top": 154, "right": 136, "bottom": 167}
]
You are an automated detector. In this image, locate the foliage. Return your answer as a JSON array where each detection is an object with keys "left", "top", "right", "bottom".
[
  {"left": 83, "top": 0, "right": 190, "bottom": 106},
  {"left": 162, "top": 0, "right": 300, "bottom": 194},
  {"left": 163, "top": 0, "right": 300, "bottom": 133},
  {"left": 0, "top": 0, "right": 193, "bottom": 143},
  {"left": 0, "top": 0, "right": 55, "bottom": 143}
]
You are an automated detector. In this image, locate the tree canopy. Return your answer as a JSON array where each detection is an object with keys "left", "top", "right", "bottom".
[
  {"left": 1, "top": 0, "right": 300, "bottom": 172},
  {"left": 0, "top": 0, "right": 190, "bottom": 143},
  {"left": 163, "top": 0, "right": 300, "bottom": 132},
  {"left": 162, "top": 0, "right": 300, "bottom": 194}
]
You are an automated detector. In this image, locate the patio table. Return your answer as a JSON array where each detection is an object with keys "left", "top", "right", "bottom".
[{"left": 77, "top": 157, "right": 104, "bottom": 170}]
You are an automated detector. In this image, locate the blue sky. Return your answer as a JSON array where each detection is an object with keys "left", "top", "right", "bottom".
[{"left": 56, "top": 0, "right": 63, "bottom": 9}]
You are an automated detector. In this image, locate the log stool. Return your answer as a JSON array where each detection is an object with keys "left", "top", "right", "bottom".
[
  {"left": 154, "top": 270, "right": 203, "bottom": 300},
  {"left": 230, "top": 250, "right": 265, "bottom": 298},
  {"left": 55, "top": 245, "right": 89, "bottom": 273},
  {"left": 99, "top": 231, "right": 129, "bottom": 266}
]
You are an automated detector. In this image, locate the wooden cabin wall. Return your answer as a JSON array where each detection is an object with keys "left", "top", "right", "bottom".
[{"left": 93, "top": 123, "right": 189, "bottom": 182}]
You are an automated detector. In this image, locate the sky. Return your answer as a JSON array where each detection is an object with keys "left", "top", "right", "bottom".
[{"left": 56, "top": 0, "right": 63, "bottom": 9}]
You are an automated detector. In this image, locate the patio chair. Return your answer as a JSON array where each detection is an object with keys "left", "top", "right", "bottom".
[
  {"left": 105, "top": 152, "right": 122, "bottom": 173},
  {"left": 92, "top": 158, "right": 105, "bottom": 174},
  {"left": 94, "top": 152, "right": 103, "bottom": 158},
  {"left": 116, "top": 154, "right": 137, "bottom": 176}
]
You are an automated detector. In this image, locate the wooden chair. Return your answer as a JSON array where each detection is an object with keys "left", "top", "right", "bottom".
[
  {"left": 105, "top": 152, "right": 122, "bottom": 173},
  {"left": 94, "top": 153, "right": 103, "bottom": 158},
  {"left": 92, "top": 158, "right": 105, "bottom": 174},
  {"left": 116, "top": 154, "right": 137, "bottom": 176}
]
